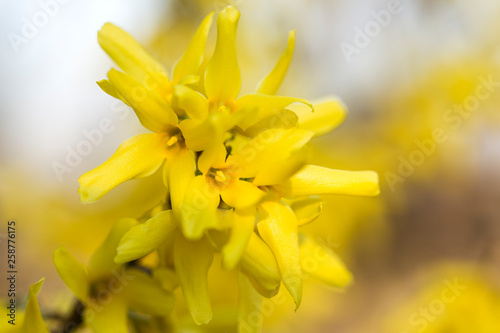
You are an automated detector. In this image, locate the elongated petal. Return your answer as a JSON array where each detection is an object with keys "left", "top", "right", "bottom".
[
  {"left": 108, "top": 69, "right": 177, "bottom": 131},
  {"left": 288, "top": 96, "right": 347, "bottom": 136},
  {"left": 236, "top": 94, "right": 311, "bottom": 130},
  {"left": 222, "top": 207, "right": 256, "bottom": 270},
  {"left": 287, "top": 196, "right": 323, "bottom": 227},
  {"left": 180, "top": 106, "right": 239, "bottom": 151},
  {"left": 256, "top": 30, "right": 295, "bottom": 95},
  {"left": 208, "top": 228, "right": 280, "bottom": 297},
  {"left": 97, "top": 78, "right": 133, "bottom": 112},
  {"left": 78, "top": 133, "right": 167, "bottom": 204},
  {"left": 198, "top": 142, "right": 227, "bottom": 174},
  {"left": 53, "top": 247, "right": 89, "bottom": 302},
  {"left": 115, "top": 211, "right": 176, "bottom": 263},
  {"left": 287, "top": 165, "right": 380, "bottom": 197},
  {"left": 153, "top": 267, "right": 179, "bottom": 292},
  {"left": 240, "top": 232, "right": 281, "bottom": 297},
  {"left": 205, "top": 6, "right": 241, "bottom": 103},
  {"left": 238, "top": 273, "right": 263, "bottom": 333},
  {"left": 174, "top": 236, "right": 214, "bottom": 325},
  {"left": 253, "top": 149, "right": 308, "bottom": 186},
  {"left": 172, "top": 85, "right": 208, "bottom": 120},
  {"left": 244, "top": 109, "right": 298, "bottom": 137},
  {"left": 181, "top": 175, "right": 220, "bottom": 239},
  {"left": 299, "top": 234, "right": 352, "bottom": 288},
  {"left": 124, "top": 268, "right": 175, "bottom": 315},
  {"left": 89, "top": 218, "right": 137, "bottom": 280},
  {"left": 220, "top": 180, "right": 266, "bottom": 210},
  {"left": 173, "top": 12, "right": 215, "bottom": 84},
  {"left": 98, "top": 23, "right": 170, "bottom": 91},
  {"left": 257, "top": 201, "right": 302, "bottom": 309},
  {"left": 179, "top": 74, "right": 200, "bottom": 86},
  {"left": 227, "top": 128, "right": 313, "bottom": 179},
  {"left": 85, "top": 296, "right": 128, "bottom": 333},
  {"left": 97, "top": 79, "right": 121, "bottom": 100},
  {"left": 20, "top": 279, "right": 50, "bottom": 333},
  {"left": 167, "top": 149, "right": 196, "bottom": 221},
  {"left": 179, "top": 118, "right": 214, "bottom": 151}
]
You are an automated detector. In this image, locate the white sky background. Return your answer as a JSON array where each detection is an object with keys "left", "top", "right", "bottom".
[
  {"left": 0, "top": 0, "right": 170, "bottom": 184},
  {"left": 1, "top": 0, "right": 499, "bottom": 187}
]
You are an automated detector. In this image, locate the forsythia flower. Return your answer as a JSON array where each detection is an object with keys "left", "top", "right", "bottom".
[
  {"left": 54, "top": 219, "right": 174, "bottom": 332},
  {"left": 78, "top": 12, "right": 215, "bottom": 205},
  {"left": 70, "top": 5, "right": 380, "bottom": 332}
]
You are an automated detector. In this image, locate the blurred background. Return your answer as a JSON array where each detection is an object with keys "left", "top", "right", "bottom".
[{"left": 1, "top": 0, "right": 500, "bottom": 332}]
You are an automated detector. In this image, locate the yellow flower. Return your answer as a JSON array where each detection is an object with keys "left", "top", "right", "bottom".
[
  {"left": 75, "top": 5, "right": 381, "bottom": 332},
  {"left": 113, "top": 210, "right": 282, "bottom": 326},
  {"left": 174, "top": 7, "right": 310, "bottom": 152},
  {"left": 78, "top": 12, "right": 214, "bottom": 204},
  {"left": 53, "top": 219, "right": 174, "bottom": 332}
]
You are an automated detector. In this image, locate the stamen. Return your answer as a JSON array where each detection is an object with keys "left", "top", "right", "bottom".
[
  {"left": 167, "top": 136, "right": 178, "bottom": 146},
  {"left": 214, "top": 170, "right": 227, "bottom": 182}
]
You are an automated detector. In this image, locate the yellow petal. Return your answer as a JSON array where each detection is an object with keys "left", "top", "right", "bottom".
[
  {"left": 216, "top": 208, "right": 237, "bottom": 230},
  {"left": 179, "top": 74, "right": 200, "bottom": 86},
  {"left": 207, "top": 230, "right": 280, "bottom": 297},
  {"left": 108, "top": 69, "right": 178, "bottom": 132},
  {"left": 237, "top": 273, "right": 263, "bottom": 333},
  {"left": 173, "top": 12, "right": 215, "bottom": 84},
  {"left": 235, "top": 94, "right": 311, "bottom": 130},
  {"left": 97, "top": 78, "right": 133, "bottom": 112},
  {"left": 115, "top": 211, "right": 176, "bottom": 264},
  {"left": 78, "top": 133, "right": 167, "bottom": 204},
  {"left": 180, "top": 107, "right": 238, "bottom": 151},
  {"left": 286, "top": 196, "right": 323, "bottom": 227},
  {"left": 257, "top": 201, "right": 302, "bottom": 309},
  {"left": 288, "top": 96, "right": 347, "bottom": 136},
  {"left": 244, "top": 109, "right": 298, "bottom": 137},
  {"left": 287, "top": 165, "right": 380, "bottom": 197},
  {"left": 225, "top": 131, "right": 252, "bottom": 155},
  {"left": 97, "top": 79, "right": 121, "bottom": 101},
  {"left": 227, "top": 128, "right": 313, "bottom": 179},
  {"left": 256, "top": 30, "right": 295, "bottom": 95},
  {"left": 53, "top": 247, "right": 89, "bottom": 303},
  {"left": 166, "top": 149, "right": 196, "bottom": 221},
  {"left": 98, "top": 23, "right": 170, "bottom": 93},
  {"left": 172, "top": 84, "right": 208, "bottom": 120},
  {"left": 253, "top": 149, "right": 308, "bottom": 186},
  {"left": 89, "top": 218, "right": 138, "bottom": 279},
  {"left": 174, "top": 235, "right": 214, "bottom": 325},
  {"left": 220, "top": 180, "right": 266, "bottom": 209},
  {"left": 181, "top": 175, "right": 220, "bottom": 239},
  {"left": 240, "top": 232, "right": 281, "bottom": 297},
  {"left": 153, "top": 267, "right": 179, "bottom": 292},
  {"left": 299, "top": 234, "right": 353, "bottom": 288},
  {"left": 221, "top": 207, "right": 256, "bottom": 270},
  {"left": 85, "top": 296, "right": 128, "bottom": 333},
  {"left": 198, "top": 141, "right": 227, "bottom": 175},
  {"left": 20, "top": 278, "right": 50, "bottom": 333},
  {"left": 123, "top": 268, "right": 175, "bottom": 315},
  {"left": 179, "top": 118, "right": 214, "bottom": 151},
  {"left": 204, "top": 6, "right": 241, "bottom": 104}
]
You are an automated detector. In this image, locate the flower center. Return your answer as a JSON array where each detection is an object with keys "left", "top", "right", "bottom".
[
  {"left": 214, "top": 170, "right": 227, "bottom": 182},
  {"left": 207, "top": 167, "right": 235, "bottom": 189},
  {"left": 162, "top": 128, "right": 185, "bottom": 153},
  {"left": 166, "top": 136, "right": 179, "bottom": 147}
]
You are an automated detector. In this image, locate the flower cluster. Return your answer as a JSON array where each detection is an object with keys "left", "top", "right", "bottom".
[{"left": 54, "top": 6, "right": 379, "bottom": 332}]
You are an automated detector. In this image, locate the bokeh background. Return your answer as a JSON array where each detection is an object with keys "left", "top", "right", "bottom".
[{"left": 2, "top": 0, "right": 500, "bottom": 332}]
